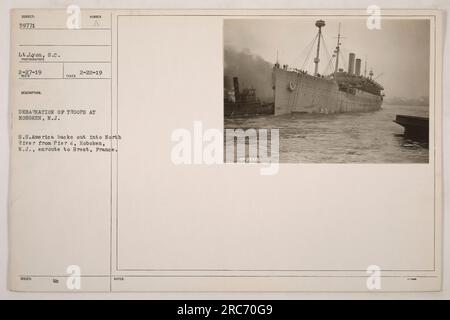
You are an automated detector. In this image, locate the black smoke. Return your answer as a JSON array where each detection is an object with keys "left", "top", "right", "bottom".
[{"left": 224, "top": 47, "right": 274, "bottom": 102}]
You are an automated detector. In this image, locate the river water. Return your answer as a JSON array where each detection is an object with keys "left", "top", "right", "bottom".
[{"left": 224, "top": 104, "right": 429, "bottom": 163}]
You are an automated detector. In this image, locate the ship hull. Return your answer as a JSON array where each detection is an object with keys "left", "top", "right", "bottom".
[{"left": 273, "top": 68, "right": 383, "bottom": 115}]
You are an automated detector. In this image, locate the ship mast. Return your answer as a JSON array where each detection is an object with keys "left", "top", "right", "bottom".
[
  {"left": 334, "top": 23, "right": 341, "bottom": 75},
  {"left": 275, "top": 49, "right": 280, "bottom": 68},
  {"left": 364, "top": 55, "right": 367, "bottom": 77},
  {"left": 314, "top": 20, "right": 325, "bottom": 76}
]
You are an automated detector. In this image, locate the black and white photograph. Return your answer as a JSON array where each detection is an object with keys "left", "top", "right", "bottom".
[
  {"left": 1, "top": 4, "right": 445, "bottom": 298},
  {"left": 224, "top": 18, "right": 431, "bottom": 163}
]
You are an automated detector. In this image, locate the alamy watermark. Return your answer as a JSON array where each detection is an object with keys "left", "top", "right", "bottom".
[
  {"left": 171, "top": 121, "right": 280, "bottom": 175},
  {"left": 366, "top": 264, "right": 382, "bottom": 290},
  {"left": 66, "top": 5, "right": 81, "bottom": 29},
  {"left": 66, "top": 264, "right": 81, "bottom": 290},
  {"left": 366, "top": 5, "right": 382, "bottom": 30}
]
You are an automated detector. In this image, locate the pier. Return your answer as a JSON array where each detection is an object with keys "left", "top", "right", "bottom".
[{"left": 394, "top": 114, "right": 429, "bottom": 142}]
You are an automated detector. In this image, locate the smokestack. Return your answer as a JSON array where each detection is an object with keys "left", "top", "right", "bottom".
[
  {"left": 355, "top": 59, "right": 362, "bottom": 76},
  {"left": 233, "top": 77, "right": 240, "bottom": 101},
  {"left": 348, "top": 53, "right": 355, "bottom": 75}
]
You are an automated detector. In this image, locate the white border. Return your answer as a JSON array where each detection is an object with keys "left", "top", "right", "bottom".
[{"left": 0, "top": 0, "right": 448, "bottom": 299}]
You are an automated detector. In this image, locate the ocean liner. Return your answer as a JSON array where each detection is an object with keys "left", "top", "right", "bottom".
[{"left": 272, "top": 20, "right": 384, "bottom": 115}]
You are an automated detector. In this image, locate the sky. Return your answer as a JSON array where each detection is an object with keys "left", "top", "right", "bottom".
[{"left": 224, "top": 18, "right": 430, "bottom": 99}]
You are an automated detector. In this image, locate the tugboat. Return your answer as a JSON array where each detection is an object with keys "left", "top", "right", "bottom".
[{"left": 224, "top": 76, "right": 274, "bottom": 117}]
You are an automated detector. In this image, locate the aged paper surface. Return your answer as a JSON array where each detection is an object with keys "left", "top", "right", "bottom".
[{"left": 8, "top": 9, "right": 442, "bottom": 292}]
